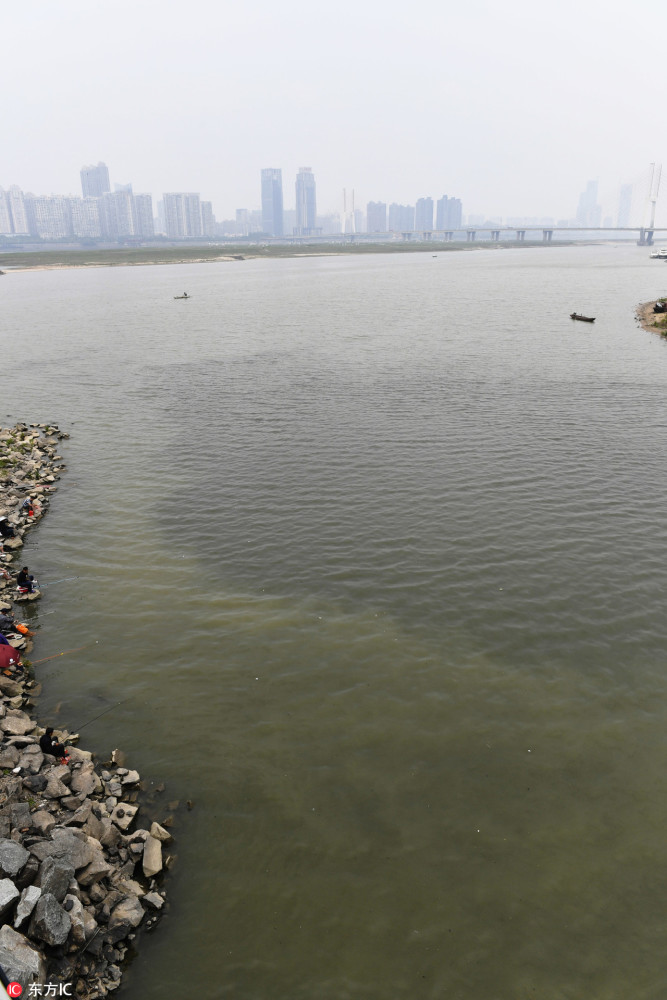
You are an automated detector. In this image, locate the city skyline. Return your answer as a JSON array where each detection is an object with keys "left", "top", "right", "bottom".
[
  {"left": 2, "top": 1, "right": 666, "bottom": 227},
  {"left": 0, "top": 160, "right": 655, "bottom": 241}
]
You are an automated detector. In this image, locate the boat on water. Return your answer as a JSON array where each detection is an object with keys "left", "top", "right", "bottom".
[
  {"left": 650, "top": 248, "right": 667, "bottom": 259},
  {"left": 174, "top": 292, "right": 190, "bottom": 299},
  {"left": 570, "top": 312, "right": 595, "bottom": 323}
]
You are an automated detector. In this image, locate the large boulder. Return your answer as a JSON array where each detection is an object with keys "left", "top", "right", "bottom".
[
  {"left": 29, "top": 892, "right": 72, "bottom": 947},
  {"left": 14, "top": 885, "right": 41, "bottom": 930},
  {"left": 0, "top": 838, "right": 29, "bottom": 878},
  {"left": 0, "top": 878, "right": 20, "bottom": 917},
  {"left": 142, "top": 837, "right": 163, "bottom": 878},
  {"left": 0, "top": 925, "right": 46, "bottom": 991},
  {"left": 37, "top": 857, "right": 75, "bottom": 902},
  {"left": 30, "top": 828, "right": 95, "bottom": 871},
  {"left": 107, "top": 895, "right": 144, "bottom": 943}
]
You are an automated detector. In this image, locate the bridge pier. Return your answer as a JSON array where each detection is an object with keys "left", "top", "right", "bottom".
[
  {"left": 638, "top": 227, "right": 655, "bottom": 246},
  {"left": 490, "top": 230, "right": 501, "bottom": 241},
  {"left": 516, "top": 230, "right": 526, "bottom": 241},
  {"left": 444, "top": 231, "right": 453, "bottom": 241},
  {"left": 466, "top": 230, "right": 476, "bottom": 242},
  {"left": 401, "top": 232, "right": 412, "bottom": 241},
  {"left": 542, "top": 229, "right": 553, "bottom": 242}
]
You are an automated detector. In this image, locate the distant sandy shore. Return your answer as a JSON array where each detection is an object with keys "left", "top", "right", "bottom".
[
  {"left": 0, "top": 240, "right": 565, "bottom": 273},
  {"left": 637, "top": 299, "right": 667, "bottom": 334}
]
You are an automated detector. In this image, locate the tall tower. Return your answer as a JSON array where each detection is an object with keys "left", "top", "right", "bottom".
[
  {"left": 261, "top": 169, "right": 284, "bottom": 236},
  {"left": 342, "top": 188, "right": 355, "bottom": 233},
  {"left": 80, "top": 162, "right": 110, "bottom": 199},
  {"left": 295, "top": 167, "right": 316, "bottom": 236},
  {"left": 415, "top": 197, "right": 434, "bottom": 232}
]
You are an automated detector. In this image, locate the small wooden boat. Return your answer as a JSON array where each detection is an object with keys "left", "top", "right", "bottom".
[
  {"left": 174, "top": 292, "right": 190, "bottom": 300},
  {"left": 570, "top": 312, "right": 595, "bottom": 323}
]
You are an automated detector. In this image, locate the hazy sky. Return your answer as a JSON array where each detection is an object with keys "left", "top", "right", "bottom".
[{"left": 4, "top": 0, "right": 666, "bottom": 224}]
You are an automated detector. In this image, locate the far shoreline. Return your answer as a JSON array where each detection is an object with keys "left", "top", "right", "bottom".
[{"left": 0, "top": 238, "right": 586, "bottom": 273}]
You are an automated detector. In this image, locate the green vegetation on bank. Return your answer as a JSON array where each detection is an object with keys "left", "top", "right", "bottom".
[{"left": 0, "top": 239, "right": 566, "bottom": 270}]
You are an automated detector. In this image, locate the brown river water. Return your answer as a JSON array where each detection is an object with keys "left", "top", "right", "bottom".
[{"left": 2, "top": 244, "right": 667, "bottom": 999}]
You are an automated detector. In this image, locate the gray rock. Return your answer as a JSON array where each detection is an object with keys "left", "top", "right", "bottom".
[
  {"left": 43, "top": 774, "right": 70, "bottom": 799},
  {"left": 0, "top": 925, "right": 46, "bottom": 991},
  {"left": 0, "top": 746, "right": 20, "bottom": 768},
  {"left": 17, "top": 745, "right": 43, "bottom": 773},
  {"left": 107, "top": 896, "right": 144, "bottom": 943},
  {"left": 110, "top": 803, "right": 138, "bottom": 831},
  {"left": 64, "top": 799, "right": 92, "bottom": 826},
  {"left": 22, "top": 774, "right": 48, "bottom": 793},
  {"left": 0, "top": 838, "right": 29, "bottom": 877},
  {"left": 142, "top": 836, "right": 162, "bottom": 878},
  {"left": 29, "top": 892, "right": 72, "bottom": 947},
  {"left": 0, "top": 878, "right": 20, "bottom": 917},
  {"left": 121, "top": 770, "right": 140, "bottom": 786},
  {"left": 37, "top": 857, "right": 75, "bottom": 902},
  {"left": 30, "top": 828, "right": 95, "bottom": 870},
  {"left": 77, "top": 854, "right": 114, "bottom": 887},
  {"left": 62, "top": 893, "right": 86, "bottom": 946},
  {"left": 142, "top": 891, "right": 164, "bottom": 910},
  {"left": 10, "top": 802, "right": 32, "bottom": 832},
  {"left": 1, "top": 712, "right": 34, "bottom": 735},
  {"left": 31, "top": 810, "right": 56, "bottom": 837},
  {"left": 150, "top": 821, "right": 173, "bottom": 844},
  {"left": 70, "top": 766, "right": 101, "bottom": 797},
  {"left": 14, "top": 885, "right": 41, "bottom": 929}
]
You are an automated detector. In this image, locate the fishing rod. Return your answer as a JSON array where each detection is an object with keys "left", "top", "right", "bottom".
[
  {"left": 30, "top": 640, "right": 98, "bottom": 665},
  {"left": 74, "top": 698, "right": 131, "bottom": 733},
  {"left": 40, "top": 576, "right": 80, "bottom": 587}
]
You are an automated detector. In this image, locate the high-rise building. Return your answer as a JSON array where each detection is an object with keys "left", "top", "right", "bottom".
[
  {"left": 367, "top": 202, "right": 387, "bottom": 233},
  {"left": 69, "top": 197, "right": 102, "bottom": 237},
  {"left": 201, "top": 201, "right": 215, "bottom": 237},
  {"left": 295, "top": 167, "right": 317, "bottom": 235},
  {"left": 261, "top": 169, "right": 284, "bottom": 236},
  {"left": 436, "top": 195, "right": 462, "bottom": 230},
  {"left": 163, "top": 193, "right": 202, "bottom": 238},
  {"left": 415, "top": 197, "right": 434, "bottom": 232},
  {"left": 617, "top": 184, "right": 633, "bottom": 228},
  {"left": 100, "top": 190, "right": 135, "bottom": 238},
  {"left": 576, "top": 181, "right": 601, "bottom": 228},
  {"left": 132, "top": 194, "right": 155, "bottom": 238},
  {"left": 0, "top": 189, "right": 13, "bottom": 234},
  {"left": 6, "top": 186, "right": 29, "bottom": 234},
  {"left": 80, "top": 162, "right": 111, "bottom": 199},
  {"left": 24, "top": 195, "right": 72, "bottom": 238},
  {"left": 388, "top": 203, "right": 415, "bottom": 231}
]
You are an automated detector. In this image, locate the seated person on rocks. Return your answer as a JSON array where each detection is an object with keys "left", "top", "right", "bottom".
[
  {"left": 0, "top": 517, "right": 15, "bottom": 539},
  {"left": 0, "top": 612, "right": 16, "bottom": 635},
  {"left": 16, "top": 567, "right": 35, "bottom": 593},
  {"left": 39, "top": 727, "right": 69, "bottom": 763}
]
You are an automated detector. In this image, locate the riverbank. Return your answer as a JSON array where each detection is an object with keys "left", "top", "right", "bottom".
[
  {"left": 0, "top": 424, "right": 171, "bottom": 998},
  {"left": 636, "top": 298, "right": 667, "bottom": 334},
  {"left": 0, "top": 239, "right": 573, "bottom": 272}
]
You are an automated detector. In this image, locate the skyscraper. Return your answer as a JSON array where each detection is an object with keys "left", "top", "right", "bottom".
[
  {"left": 80, "top": 162, "right": 110, "bottom": 199},
  {"left": 261, "top": 169, "right": 284, "bottom": 236},
  {"left": 367, "top": 202, "right": 387, "bottom": 232},
  {"left": 576, "top": 181, "right": 601, "bottom": 228},
  {"left": 162, "top": 193, "right": 202, "bottom": 237},
  {"left": 415, "top": 197, "right": 434, "bottom": 231},
  {"left": 617, "top": 184, "right": 633, "bottom": 228},
  {"left": 295, "top": 167, "right": 316, "bottom": 235},
  {"left": 436, "top": 195, "right": 462, "bottom": 230}
]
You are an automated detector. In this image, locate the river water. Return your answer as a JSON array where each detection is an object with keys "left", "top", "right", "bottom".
[{"left": 2, "top": 244, "right": 667, "bottom": 999}]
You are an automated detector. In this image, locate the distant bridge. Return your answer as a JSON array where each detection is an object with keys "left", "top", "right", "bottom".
[{"left": 300, "top": 227, "right": 667, "bottom": 246}]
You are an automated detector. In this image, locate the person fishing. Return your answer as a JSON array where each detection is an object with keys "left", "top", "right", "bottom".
[
  {"left": 0, "top": 517, "right": 16, "bottom": 539},
  {"left": 16, "top": 566, "right": 36, "bottom": 593},
  {"left": 39, "top": 727, "right": 69, "bottom": 763}
]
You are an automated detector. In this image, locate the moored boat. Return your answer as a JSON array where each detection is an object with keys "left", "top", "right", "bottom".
[{"left": 570, "top": 312, "right": 595, "bottom": 323}]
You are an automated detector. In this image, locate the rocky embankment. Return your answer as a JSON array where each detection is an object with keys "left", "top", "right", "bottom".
[{"left": 0, "top": 423, "right": 172, "bottom": 997}]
